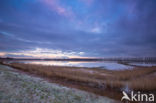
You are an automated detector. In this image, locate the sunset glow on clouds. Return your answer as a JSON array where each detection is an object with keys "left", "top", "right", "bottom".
[
  {"left": 0, "top": 52, "right": 6, "bottom": 57},
  {"left": 1, "top": 48, "right": 85, "bottom": 58},
  {"left": 0, "top": 0, "right": 156, "bottom": 58}
]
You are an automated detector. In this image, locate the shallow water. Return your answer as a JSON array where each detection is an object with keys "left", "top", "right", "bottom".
[
  {"left": 16, "top": 60, "right": 133, "bottom": 70},
  {"left": 129, "top": 62, "right": 156, "bottom": 67}
]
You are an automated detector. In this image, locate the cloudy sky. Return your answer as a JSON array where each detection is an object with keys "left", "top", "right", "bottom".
[{"left": 0, "top": 0, "right": 156, "bottom": 58}]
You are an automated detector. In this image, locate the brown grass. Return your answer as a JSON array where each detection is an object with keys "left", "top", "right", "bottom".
[
  {"left": 3, "top": 62, "right": 155, "bottom": 91},
  {"left": 1, "top": 62, "right": 156, "bottom": 102}
]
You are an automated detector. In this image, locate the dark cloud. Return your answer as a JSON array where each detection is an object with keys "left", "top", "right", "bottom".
[{"left": 0, "top": 0, "right": 156, "bottom": 57}]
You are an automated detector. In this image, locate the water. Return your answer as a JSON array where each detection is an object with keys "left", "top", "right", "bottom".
[
  {"left": 7, "top": 60, "right": 156, "bottom": 70},
  {"left": 129, "top": 62, "right": 156, "bottom": 67},
  {"left": 16, "top": 60, "right": 133, "bottom": 70}
]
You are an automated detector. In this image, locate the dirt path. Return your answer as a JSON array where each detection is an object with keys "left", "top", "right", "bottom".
[{"left": 0, "top": 64, "right": 119, "bottom": 103}]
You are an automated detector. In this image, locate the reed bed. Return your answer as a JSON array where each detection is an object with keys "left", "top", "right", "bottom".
[{"left": 2, "top": 62, "right": 155, "bottom": 92}]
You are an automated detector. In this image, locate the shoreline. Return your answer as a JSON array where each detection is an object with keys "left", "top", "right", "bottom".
[
  {"left": 1, "top": 61, "right": 156, "bottom": 102},
  {"left": 0, "top": 64, "right": 118, "bottom": 103}
]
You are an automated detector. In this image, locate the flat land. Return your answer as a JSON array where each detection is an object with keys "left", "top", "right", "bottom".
[
  {"left": 0, "top": 64, "right": 117, "bottom": 103},
  {"left": 0, "top": 61, "right": 156, "bottom": 102}
]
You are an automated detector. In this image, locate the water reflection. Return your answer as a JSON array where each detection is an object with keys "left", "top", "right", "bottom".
[
  {"left": 20, "top": 61, "right": 133, "bottom": 70},
  {"left": 129, "top": 62, "right": 156, "bottom": 67}
]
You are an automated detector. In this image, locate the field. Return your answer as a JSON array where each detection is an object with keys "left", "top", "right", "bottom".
[
  {"left": 0, "top": 64, "right": 117, "bottom": 103},
  {"left": 1, "top": 61, "right": 156, "bottom": 102}
]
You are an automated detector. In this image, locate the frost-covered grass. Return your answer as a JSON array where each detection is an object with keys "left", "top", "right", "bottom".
[{"left": 0, "top": 64, "right": 117, "bottom": 103}]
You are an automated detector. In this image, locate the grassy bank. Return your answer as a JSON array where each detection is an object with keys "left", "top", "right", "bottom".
[
  {"left": 0, "top": 64, "right": 117, "bottom": 103},
  {"left": 1, "top": 62, "right": 156, "bottom": 101}
]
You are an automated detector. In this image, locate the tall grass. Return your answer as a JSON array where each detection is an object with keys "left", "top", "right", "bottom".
[{"left": 4, "top": 62, "right": 155, "bottom": 92}]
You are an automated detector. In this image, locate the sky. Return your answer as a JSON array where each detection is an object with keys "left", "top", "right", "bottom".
[{"left": 0, "top": 0, "right": 156, "bottom": 58}]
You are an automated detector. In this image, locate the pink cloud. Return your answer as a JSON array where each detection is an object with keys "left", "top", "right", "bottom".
[
  {"left": 42, "top": 0, "right": 74, "bottom": 19},
  {"left": 0, "top": 52, "right": 6, "bottom": 57}
]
